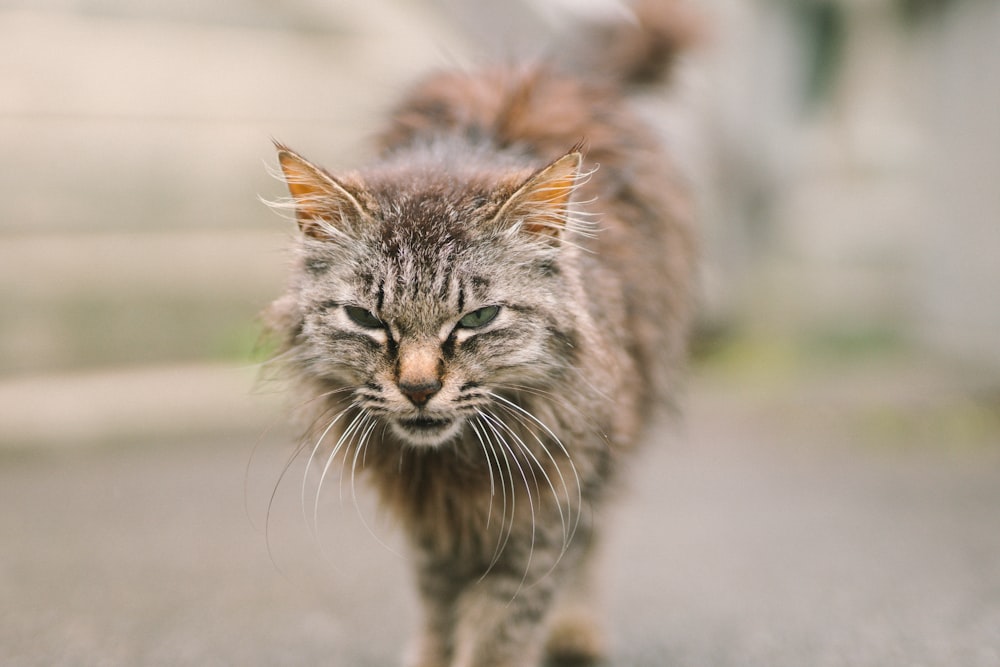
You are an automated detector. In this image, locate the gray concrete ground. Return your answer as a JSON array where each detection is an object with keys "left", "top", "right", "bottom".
[{"left": 2, "top": 356, "right": 999, "bottom": 667}]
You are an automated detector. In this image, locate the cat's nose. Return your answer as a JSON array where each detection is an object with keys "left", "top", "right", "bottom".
[
  {"left": 397, "top": 340, "right": 443, "bottom": 407},
  {"left": 398, "top": 379, "right": 441, "bottom": 407}
]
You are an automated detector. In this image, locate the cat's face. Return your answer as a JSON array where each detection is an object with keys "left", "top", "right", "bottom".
[{"left": 277, "top": 146, "right": 583, "bottom": 447}]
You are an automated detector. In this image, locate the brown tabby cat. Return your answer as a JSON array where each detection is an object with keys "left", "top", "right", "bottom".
[{"left": 264, "top": 2, "right": 697, "bottom": 665}]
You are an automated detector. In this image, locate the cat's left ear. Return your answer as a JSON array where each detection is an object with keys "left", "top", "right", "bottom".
[
  {"left": 275, "top": 143, "right": 368, "bottom": 240},
  {"left": 493, "top": 151, "right": 582, "bottom": 243}
]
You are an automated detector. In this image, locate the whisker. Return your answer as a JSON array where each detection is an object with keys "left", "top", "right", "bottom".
[
  {"left": 350, "top": 415, "right": 379, "bottom": 510},
  {"left": 481, "top": 408, "right": 570, "bottom": 555},
  {"left": 480, "top": 410, "right": 536, "bottom": 601},
  {"left": 467, "top": 416, "right": 497, "bottom": 531},
  {"left": 493, "top": 383, "right": 593, "bottom": 425},
  {"left": 301, "top": 406, "right": 352, "bottom": 534},
  {"left": 337, "top": 412, "right": 374, "bottom": 504},
  {"left": 247, "top": 404, "right": 304, "bottom": 535},
  {"left": 257, "top": 388, "right": 356, "bottom": 574},
  {"left": 258, "top": 392, "right": 352, "bottom": 569},
  {"left": 261, "top": 432, "right": 311, "bottom": 573},
  {"left": 487, "top": 392, "right": 583, "bottom": 547},
  {"left": 349, "top": 415, "right": 404, "bottom": 558},
  {"left": 313, "top": 408, "right": 367, "bottom": 535},
  {"left": 472, "top": 415, "right": 514, "bottom": 580},
  {"left": 489, "top": 402, "right": 584, "bottom": 587},
  {"left": 491, "top": 383, "right": 609, "bottom": 461},
  {"left": 488, "top": 399, "right": 574, "bottom": 523}
]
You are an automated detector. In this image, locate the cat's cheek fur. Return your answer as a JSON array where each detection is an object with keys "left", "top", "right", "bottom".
[{"left": 298, "top": 321, "right": 381, "bottom": 384}]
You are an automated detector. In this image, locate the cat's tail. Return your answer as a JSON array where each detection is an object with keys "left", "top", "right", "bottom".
[{"left": 569, "top": 0, "right": 704, "bottom": 87}]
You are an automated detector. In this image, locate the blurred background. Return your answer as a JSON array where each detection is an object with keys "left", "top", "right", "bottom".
[{"left": 2, "top": 0, "right": 999, "bottom": 665}]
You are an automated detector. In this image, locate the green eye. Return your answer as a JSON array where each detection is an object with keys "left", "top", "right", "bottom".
[
  {"left": 458, "top": 305, "right": 500, "bottom": 329},
  {"left": 344, "top": 305, "right": 383, "bottom": 329}
]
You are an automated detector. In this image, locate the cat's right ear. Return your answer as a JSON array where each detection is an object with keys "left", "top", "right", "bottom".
[{"left": 275, "top": 143, "right": 367, "bottom": 241}]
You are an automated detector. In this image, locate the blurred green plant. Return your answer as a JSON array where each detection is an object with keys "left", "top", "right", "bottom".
[{"left": 695, "top": 323, "right": 906, "bottom": 377}]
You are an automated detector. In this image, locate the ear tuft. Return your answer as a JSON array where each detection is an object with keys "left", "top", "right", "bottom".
[
  {"left": 493, "top": 151, "right": 583, "bottom": 242},
  {"left": 275, "top": 144, "right": 367, "bottom": 240}
]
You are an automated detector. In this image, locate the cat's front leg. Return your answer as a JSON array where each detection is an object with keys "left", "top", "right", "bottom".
[
  {"left": 406, "top": 618, "right": 451, "bottom": 667},
  {"left": 406, "top": 562, "right": 461, "bottom": 667},
  {"left": 449, "top": 572, "right": 557, "bottom": 667},
  {"left": 543, "top": 533, "right": 608, "bottom": 666}
]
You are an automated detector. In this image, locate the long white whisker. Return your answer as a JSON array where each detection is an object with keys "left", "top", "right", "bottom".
[
  {"left": 349, "top": 416, "right": 404, "bottom": 558},
  {"left": 256, "top": 386, "right": 360, "bottom": 570},
  {"left": 481, "top": 410, "right": 536, "bottom": 601},
  {"left": 349, "top": 414, "right": 378, "bottom": 508},
  {"left": 467, "top": 416, "right": 497, "bottom": 531},
  {"left": 494, "top": 383, "right": 594, "bottom": 426},
  {"left": 301, "top": 407, "right": 351, "bottom": 533},
  {"left": 489, "top": 403, "right": 583, "bottom": 587},
  {"left": 481, "top": 408, "right": 569, "bottom": 555},
  {"left": 313, "top": 408, "right": 367, "bottom": 535},
  {"left": 473, "top": 414, "right": 515, "bottom": 580},
  {"left": 488, "top": 392, "right": 583, "bottom": 546},
  {"left": 339, "top": 412, "right": 375, "bottom": 504},
  {"left": 472, "top": 416, "right": 510, "bottom": 563},
  {"left": 261, "top": 434, "right": 312, "bottom": 573},
  {"left": 489, "top": 399, "right": 574, "bottom": 537}
]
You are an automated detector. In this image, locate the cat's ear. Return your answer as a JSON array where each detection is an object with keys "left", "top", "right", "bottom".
[
  {"left": 493, "top": 151, "right": 582, "bottom": 242},
  {"left": 275, "top": 143, "right": 368, "bottom": 240}
]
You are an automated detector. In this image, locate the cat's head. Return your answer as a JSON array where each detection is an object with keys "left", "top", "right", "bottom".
[{"left": 271, "top": 143, "right": 588, "bottom": 447}]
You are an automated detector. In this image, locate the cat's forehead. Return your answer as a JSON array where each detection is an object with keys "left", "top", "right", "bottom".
[
  {"left": 356, "top": 183, "right": 507, "bottom": 285},
  {"left": 363, "top": 157, "right": 525, "bottom": 224},
  {"left": 357, "top": 234, "right": 492, "bottom": 301},
  {"left": 374, "top": 186, "right": 502, "bottom": 243}
]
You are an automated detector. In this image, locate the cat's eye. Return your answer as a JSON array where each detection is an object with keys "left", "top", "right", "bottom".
[
  {"left": 458, "top": 305, "right": 500, "bottom": 329},
  {"left": 345, "top": 305, "right": 383, "bottom": 329}
]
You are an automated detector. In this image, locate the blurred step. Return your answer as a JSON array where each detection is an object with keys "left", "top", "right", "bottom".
[
  {"left": 0, "top": 362, "right": 285, "bottom": 449},
  {"left": 0, "top": 230, "right": 288, "bottom": 374}
]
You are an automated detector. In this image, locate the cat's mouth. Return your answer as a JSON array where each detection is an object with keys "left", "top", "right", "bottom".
[
  {"left": 400, "top": 416, "right": 453, "bottom": 430},
  {"left": 392, "top": 415, "right": 462, "bottom": 446}
]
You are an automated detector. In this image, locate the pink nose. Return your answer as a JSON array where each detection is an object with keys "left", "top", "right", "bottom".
[{"left": 399, "top": 379, "right": 441, "bottom": 407}]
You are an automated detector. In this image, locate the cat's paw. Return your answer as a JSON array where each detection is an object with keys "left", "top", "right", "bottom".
[{"left": 544, "top": 607, "right": 608, "bottom": 667}]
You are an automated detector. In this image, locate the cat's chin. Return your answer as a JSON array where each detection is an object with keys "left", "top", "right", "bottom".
[{"left": 389, "top": 416, "right": 464, "bottom": 448}]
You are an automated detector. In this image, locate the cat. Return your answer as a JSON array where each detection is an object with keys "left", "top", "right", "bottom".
[{"left": 263, "top": 1, "right": 698, "bottom": 665}]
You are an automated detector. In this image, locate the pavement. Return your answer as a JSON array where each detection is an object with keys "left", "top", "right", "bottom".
[{"left": 2, "top": 354, "right": 999, "bottom": 667}]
